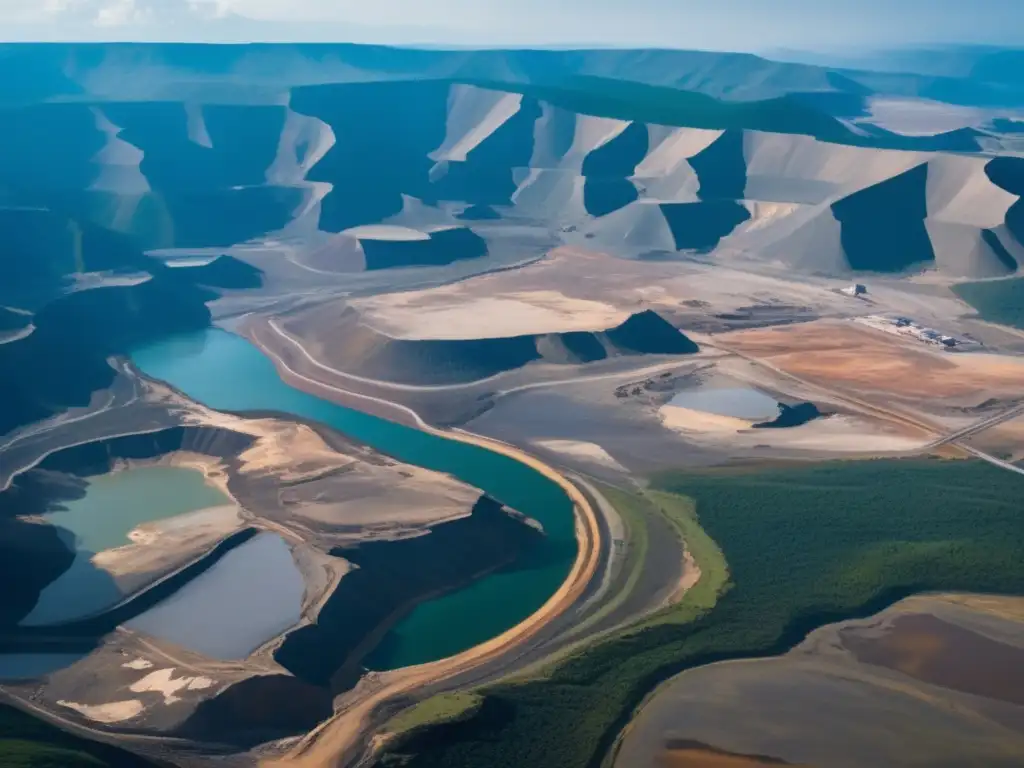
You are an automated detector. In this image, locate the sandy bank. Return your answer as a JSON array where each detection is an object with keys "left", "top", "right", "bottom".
[
  {"left": 168, "top": 393, "right": 478, "bottom": 541},
  {"left": 659, "top": 405, "right": 752, "bottom": 434},
  {"left": 659, "top": 405, "right": 931, "bottom": 454},
  {"left": 93, "top": 504, "right": 243, "bottom": 578},
  {"left": 533, "top": 439, "right": 628, "bottom": 473}
]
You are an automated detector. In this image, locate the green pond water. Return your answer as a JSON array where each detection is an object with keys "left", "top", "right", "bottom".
[
  {"left": 23, "top": 466, "right": 229, "bottom": 626},
  {"left": 131, "top": 328, "right": 576, "bottom": 670}
]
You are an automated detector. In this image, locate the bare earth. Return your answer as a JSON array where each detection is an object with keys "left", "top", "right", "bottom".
[{"left": 718, "top": 319, "right": 1024, "bottom": 401}]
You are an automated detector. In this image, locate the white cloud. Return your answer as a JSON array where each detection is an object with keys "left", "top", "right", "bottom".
[
  {"left": 42, "top": 0, "right": 84, "bottom": 15},
  {"left": 185, "top": 0, "right": 228, "bottom": 18},
  {"left": 94, "top": 0, "right": 152, "bottom": 26}
]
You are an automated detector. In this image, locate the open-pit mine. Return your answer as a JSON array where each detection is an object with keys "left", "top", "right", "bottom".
[{"left": 1, "top": 41, "right": 1023, "bottom": 768}]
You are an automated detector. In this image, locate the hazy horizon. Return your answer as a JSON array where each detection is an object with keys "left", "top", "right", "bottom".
[{"left": 1, "top": 0, "right": 1022, "bottom": 53}]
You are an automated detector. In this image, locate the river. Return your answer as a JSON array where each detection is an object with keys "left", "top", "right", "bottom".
[{"left": 131, "top": 328, "right": 576, "bottom": 670}]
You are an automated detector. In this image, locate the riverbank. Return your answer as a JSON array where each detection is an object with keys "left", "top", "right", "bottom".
[{"left": 262, "top": 427, "right": 603, "bottom": 768}]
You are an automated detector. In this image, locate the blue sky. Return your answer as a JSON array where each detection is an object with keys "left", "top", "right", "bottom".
[{"left": 1, "top": 0, "right": 1022, "bottom": 50}]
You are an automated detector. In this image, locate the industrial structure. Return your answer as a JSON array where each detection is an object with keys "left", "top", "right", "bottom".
[{"left": 855, "top": 315, "right": 973, "bottom": 349}]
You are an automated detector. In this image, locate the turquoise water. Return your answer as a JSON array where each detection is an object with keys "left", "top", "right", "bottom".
[
  {"left": 128, "top": 532, "right": 305, "bottom": 660},
  {"left": 131, "top": 329, "right": 575, "bottom": 670},
  {"left": 668, "top": 386, "right": 780, "bottom": 420},
  {"left": 22, "top": 466, "right": 230, "bottom": 626}
]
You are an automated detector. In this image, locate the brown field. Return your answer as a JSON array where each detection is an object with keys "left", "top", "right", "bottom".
[
  {"left": 659, "top": 741, "right": 803, "bottom": 767},
  {"left": 716, "top": 320, "right": 1024, "bottom": 400},
  {"left": 842, "top": 612, "right": 1024, "bottom": 705},
  {"left": 615, "top": 594, "right": 1024, "bottom": 768}
]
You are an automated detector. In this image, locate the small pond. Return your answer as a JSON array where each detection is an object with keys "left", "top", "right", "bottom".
[
  {"left": 668, "top": 386, "right": 781, "bottom": 420},
  {"left": 126, "top": 532, "right": 304, "bottom": 660},
  {"left": 22, "top": 466, "right": 231, "bottom": 626}
]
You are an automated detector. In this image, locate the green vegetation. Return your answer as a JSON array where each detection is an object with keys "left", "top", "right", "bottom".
[
  {"left": 0, "top": 741, "right": 105, "bottom": 768},
  {"left": 953, "top": 276, "right": 1024, "bottom": 330},
  {"left": 388, "top": 459, "right": 1024, "bottom": 768},
  {"left": 633, "top": 490, "right": 729, "bottom": 629},
  {"left": 0, "top": 706, "right": 156, "bottom": 767},
  {"left": 385, "top": 693, "right": 484, "bottom": 739}
]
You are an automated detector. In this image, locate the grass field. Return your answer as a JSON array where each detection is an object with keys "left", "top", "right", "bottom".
[
  {"left": 385, "top": 693, "right": 483, "bottom": 739},
  {"left": 387, "top": 459, "right": 1024, "bottom": 768},
  {"left": 953, "top": 276, "right": 1024, "bottom": 330}
]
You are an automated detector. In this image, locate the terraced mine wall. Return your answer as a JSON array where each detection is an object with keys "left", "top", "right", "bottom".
[
  {"left": 986, "top": 156, "right": 1024, "bottom": 245},
  {"left": 24, "top": 426, "right": 256, "bottom": 486},
  {"left": 4, "top": 76, "right": 1017, "bottom": 284}
]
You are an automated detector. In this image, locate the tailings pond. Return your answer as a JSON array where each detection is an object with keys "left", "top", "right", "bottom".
[
  {"left": 22, "top": 466, "right": 231, "bottom": 626},
  {"left": 668, "top": 386, "right": 780, "bottom": 420},
  {"left": 131, "top": 328, "right": 576, "bottom": 670},
  {"left": 128, "top": 532, "right": 304, "bottom": 660}
]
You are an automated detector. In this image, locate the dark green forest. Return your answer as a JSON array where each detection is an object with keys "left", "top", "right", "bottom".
[
  {"left": 0, "top": 705, "right": 160, "bottom": 767},
  {"left": 389, "top": 459, "right": 1024, "bottom": 768}
]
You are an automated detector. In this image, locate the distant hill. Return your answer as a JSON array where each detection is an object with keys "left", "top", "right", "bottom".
[{"left": 3, "top": 43, "right": 1023, "bottom": 107}]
